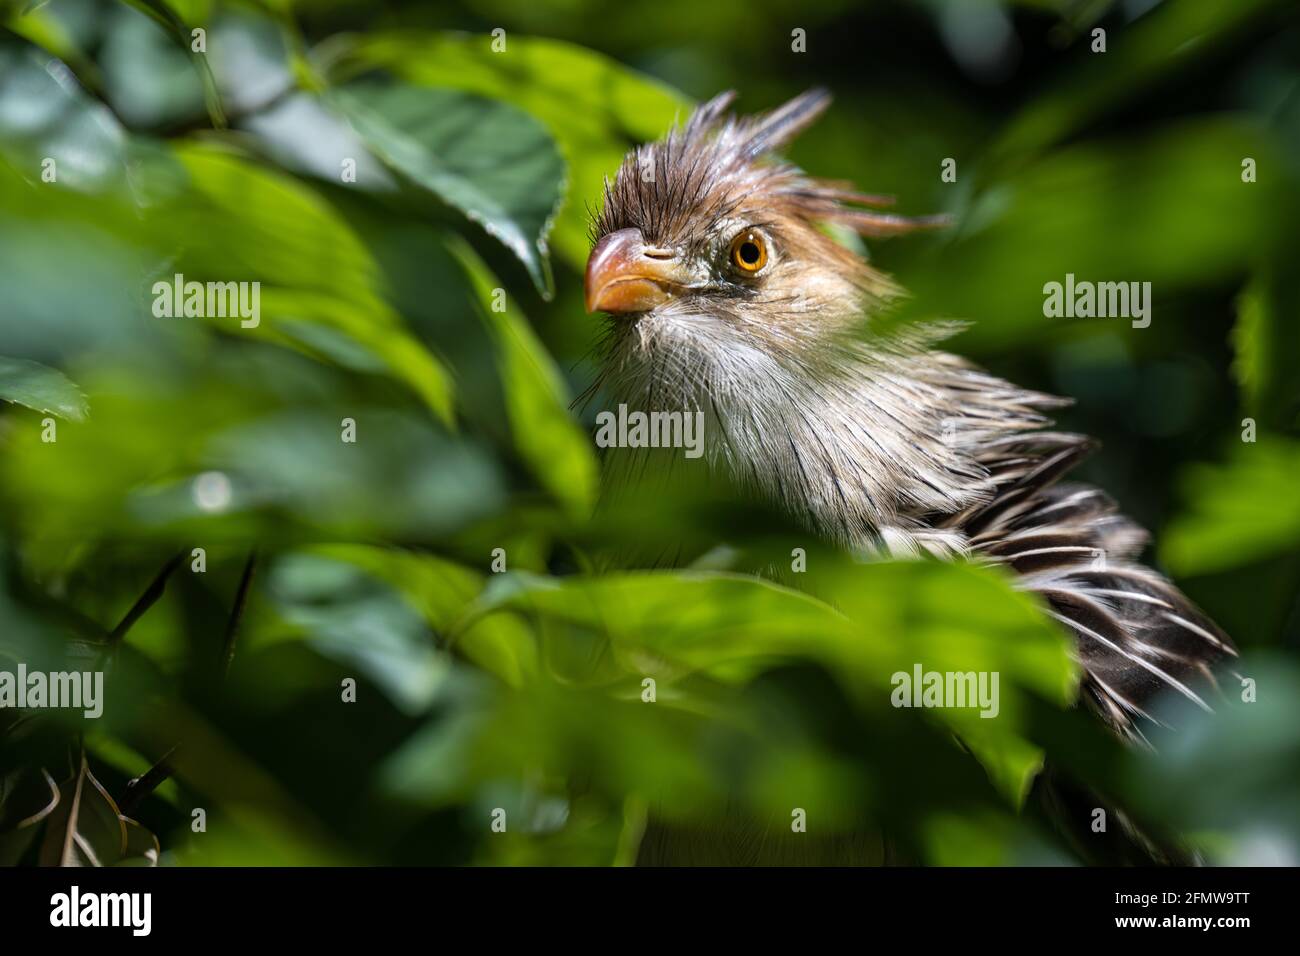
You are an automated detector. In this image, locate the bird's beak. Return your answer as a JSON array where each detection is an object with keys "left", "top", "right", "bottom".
[{"left": 585, "top": 228, "right": 689, "bottom": 314}]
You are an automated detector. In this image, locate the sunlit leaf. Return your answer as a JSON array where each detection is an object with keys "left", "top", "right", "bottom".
[
  {"left": 334, "top": 31, "right": 689, "bottom": 269},
  {"left": 330, "top": 83, "right": 566, "bottom": 297},
  {"left": 450, "top": 238, "right": 597, "bottom": 518},
  {"left": 170, "top": 145, "right": 454, "bottom": 423},
  {"left": 0, "top": 356, "right": 88, "bottom": 421},
  {"left": 461, "top": 559, "right": 1078, "bottom": 804}
]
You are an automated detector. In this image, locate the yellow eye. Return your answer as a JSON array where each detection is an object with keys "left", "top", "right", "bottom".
[{"left": 729, "top": 230, "right": 768, "bottom": 273}]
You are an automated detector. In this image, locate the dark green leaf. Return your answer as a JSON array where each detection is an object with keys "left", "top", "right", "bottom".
[{"left": 330, "top": 84, "right": 566, "bottom": 297}]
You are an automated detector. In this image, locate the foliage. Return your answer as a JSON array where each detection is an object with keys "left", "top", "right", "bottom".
[{"left": 0, "top": 0, "right": 1297, "bottom": 866}]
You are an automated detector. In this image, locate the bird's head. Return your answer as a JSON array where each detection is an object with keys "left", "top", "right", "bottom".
[
  {"left": 586, "top": 89, "right": 946, "bottom": 362},
  {"left": 586, "top": 92, "right": 971, "bottom": 542}
]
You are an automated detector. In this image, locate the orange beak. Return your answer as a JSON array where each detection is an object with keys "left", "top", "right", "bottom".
[{"left": 585, "top": 228, "right": 689, "bottom": 314}]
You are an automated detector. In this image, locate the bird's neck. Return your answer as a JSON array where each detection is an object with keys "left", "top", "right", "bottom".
[{"left": 596, "top": 315, "right": 1026, "bottom": 554}]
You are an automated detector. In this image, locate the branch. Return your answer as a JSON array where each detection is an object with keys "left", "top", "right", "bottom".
[
  {"left": 118, "top": 745, "right": 177, "bottom": 818},
  {"left": 118, "top": 549, "right": 258, "bottom": 815},
  {"left": 221, "top": 551, "right": 258, "bottom": 677},
  {"left": 106, "top": 551, "right": 186, "bottom": 652}
]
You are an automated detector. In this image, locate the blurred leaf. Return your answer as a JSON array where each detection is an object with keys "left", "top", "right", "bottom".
[
  {"left": 203, "top": 407, "right": 504, "bottom": 538},
  {"left": 450, "top": 238, "right": 598, "bottom": 518},
  {"left": 904, "top": 119, "right": 1279, "bottom": 352},
  {"left": 330, "top": 84, "right": 565, "bottom": 297},
  {"left": 1232, "top": 282, "right": 1266, "bottom": 410},
  {"left": 204, "top": 7, "right": 291, "bottom": 116},
  {"left": 0, "top": 42, "right": 128, "bottom": 192},
  {"left": 304, "top": 542, "right": 541, "bottom": 685},
  {"left": 1123, "top": 654, "right": 1300, "bottom": 864},
  {"left": 462, "top": 560, "right": 1078, "bottom": 804},
  {"left": 120, "top": 0, "right": 226, "bottom": 127},
  {"left": 171, "top": 143, "right": 381, "bottom": 304},
  {"left": 0, "top": 160, "right": 175, "bottom": 364},
  {"left": 311, "top": 544, "right": 483, "bottom": 631},
  {"left": 0, "top": 362, "right": 502, "bottom": 563},
  {"left": 993, "top": 0, "right": 1288, "bottom": 161},
  {"left": 1161, "top": 439, "right": 1300, "bottom": 576},
  {"left": 239, "top": 90, "right": 395, "bottom": 187},
  {"left": 99, "top": 3, "right": 205, "bottom": 129},
  {"left": 0, "top": 356, "right": 88, "bottom": 421},
  {"left": 4, "top": 2, "right": 100, "bottom": 85},
  {"left": 256, "top": 288, "right": 454, "bottom": 425},
  {"left": 1232, "top": 243, "right": 1300, "bottom": 429},
  {"left": 171, "top": 145, "right": 454, "bottom": 422},
  {"left": 923, "top": 811, "right": 1014, "bottom": 867},
  {"left": 265, "top": 551, "right": 450, "bottom": 714}
]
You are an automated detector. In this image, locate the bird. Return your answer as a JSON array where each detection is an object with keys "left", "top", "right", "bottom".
[{"left": 583, "top": 89, "right": 1238, "bottom": 755}]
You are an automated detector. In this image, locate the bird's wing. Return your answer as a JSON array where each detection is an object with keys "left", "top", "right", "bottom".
[{"left": 950, "top": 431, "right": 1238, "bottom": 739}]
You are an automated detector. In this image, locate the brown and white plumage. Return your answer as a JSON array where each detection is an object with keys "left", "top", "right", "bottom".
[{"left": 585, "top": 89, "right": 1236, "bottom": 741}]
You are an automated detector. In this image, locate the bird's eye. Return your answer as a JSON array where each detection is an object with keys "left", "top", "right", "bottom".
[{"left": 729, "top": 230, "right": 768, "bottom": 273}]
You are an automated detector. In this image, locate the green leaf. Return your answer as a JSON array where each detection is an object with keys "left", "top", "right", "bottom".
[
  {"left": 330, "top": 84, "right": 565, "bottom": 298},
  {"left": 1232, "top": 282, "right": 1267, "bottom": 411},
  {"left": 119, "top": 0, "right": 226, "bottom": 128},
  {"left": 0, "top": 43, "right": 129, "bottom": 192},
  {"left": 992, "top": 0, "right": 1287, "bottom": 162},
  {"left": 1231, "top": 253, "right": 1300, "bottom": 430},
  {"left": 0, "top": 160, "right": 173, "bottom": 365},
  {"left": 302, "top": 545, "right": 539, "bottom": 685},
  {"left": 449, "top": 238, "right": 597, "bottom": 518},
  {"left": 256, "top": 288, "right": 454, "bottom": 427},
  {"left": 309, "top": 544, "right": 484, "bottom": 631},
  {"left": 461, "top": 560, "right": 1078, "bottom": 805},
  {"left": 1162, "top": 439, "right": 1300, "bottom": 576},
  {"left": 197, "top": 407, "right": 506, "bottom": 539},
  {"left": 265, "top": 551, "right": 451, "bottom": 715},
  {"left": 0, "top": 368, "right": 504, "bottom": 561},
  {"left": 99, "top": 3, "right": 206, "bottom": 129},
  {"left": 897, "top": 119, "right": 1279, "bottom": 353},
  {"left": 0, "top": 357, "right": 88, "bottom": 421},
  {"left": 171, "top": 145, "right": 454, "bottom": 423},
  {"left": 334, "top": 31, "right": 690, "bottom": 269}
]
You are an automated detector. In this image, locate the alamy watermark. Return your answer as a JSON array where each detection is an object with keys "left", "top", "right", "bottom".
[
  {"left": 151, "top": 273, "right": 260, "bottom": 328},
  {"left": 0, "top": 663, "right": 103, "bottom": 718},
  {"left": 1043, "top": 273, "right": 1150, "bottom": 328},
  {"left": 891, "top": 663, "right": 1000, "bottom": 718},
  {"left": 594, "top": 404, "right": 704, "bottom": 459},
  {"left": 50, "top": 886, "right": 151, "bottom": 936}
]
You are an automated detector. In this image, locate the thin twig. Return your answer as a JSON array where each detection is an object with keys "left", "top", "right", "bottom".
[
  {"left": 118, "top": 550, "right": 258, "bottom": 815},
  {"left": 107, "top": 551, "right": 187, "bottom": 649},
  {"left": 119, "top": 745, "right": 177, "bottom": 818},
  {"left": 221, "top": 551, "right": 258, "bottom": 677}
]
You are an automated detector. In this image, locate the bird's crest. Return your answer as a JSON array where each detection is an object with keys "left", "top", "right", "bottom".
[{"left": 594, "top": 88, "right": 949, "bottom": 247}]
